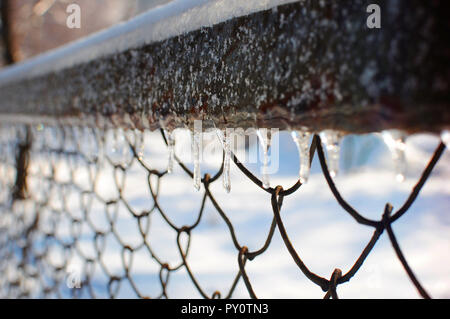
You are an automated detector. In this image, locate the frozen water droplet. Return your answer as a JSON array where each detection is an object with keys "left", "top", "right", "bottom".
[
  {"left": 441, "top": 130, "right": 450, "bottom": 148},
  {"left": 120, "top": 129, "right": 134, "bottom": 167},
  {"left": 104, "top": 130, "right": 116, "bottom": 163},
  {"left": 291, "top": 129, "right": 311, "bottom": 183},
  {"left": 79, "top": 127, "right": 99, "bottom": 162},
  {"left": 64, "top": 126, "right": 78, "bottom": 153},
  {"left": 134, "top": 129, "right": 145, "bottom": 161},
  {"left": 166, "top": 130, "right": 175, "bottom": 174},
  {"left": 105, "top": 128, "right": 131, "bottom": 167},
  {"left": 319, "top": 130, "right": 342, "bottom": 178},
  {"left": 218, "top": 129, "right": 232, "bottom": 193},
  {"left": 215, "top": 129, "right": 232, "bottom": 193},
  {"left": 257, "top": 128, "right": 271, "bottom": 189},
  {"left": 160, "top": 120, "right": 175, "bottom": 173},
  {"left": 382, "top": 130, "right": 407, "bottom": 183},
  {"left": 44, "top": 126, "right": 62, "bottom": 151},
  {"left": 192, "top": 125, "right": 202, "bottom": 191},
  {"left": 115, "top": 129, "right": 124, "bottom": 164}
]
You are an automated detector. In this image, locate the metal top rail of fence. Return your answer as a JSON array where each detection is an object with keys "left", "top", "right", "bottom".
[
  {"left": 0, "top": 0, "right": 448, "bottom": 133},
  {"left": 0, "top": 0, "right": 449, "bottom": 299}
]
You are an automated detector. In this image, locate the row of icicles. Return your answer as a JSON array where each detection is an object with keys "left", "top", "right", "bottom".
[
  {"left": 27, "top": 123, "right": 449, "bottom": 193},
  {"left": 158, "top": 128, "right": 449, "bottom": 193}
]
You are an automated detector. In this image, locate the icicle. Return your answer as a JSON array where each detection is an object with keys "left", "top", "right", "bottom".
[
  {"left": 291, "top": 129, "right": 311, "bottom": 183},
  {"left": 382, "top": 130, "right": 407, "bottom": 182},
  {"left": 31, "top": 124, "right": 44, "bottom": 151},
  {"left": 192, "top": 123, "right": 202, "bottom": 191},
  {"left": 80, "top": 127, "right": 98, "bottom": 162},
  {"left": 215, "top": 128, "right": 232, "bottom": 193},
  {"left": 44, "top": 126, "right": 62, "bottom": 151},
  {"left": 105, "top": 129, "right": 118, "bottom": 164},
  {"left": 319, "top": 130, "right": 342, "bottom": 178},
  {"left": 159, "top": 119, "right": 175, "bottom": 173},
  {"left": 136, "top": 130, "right": 145, "bottom": 161},
  {"left": 441, "top": 130, "right": 450, "bottom": 148},
  {"left": 117, "top": 128, "right": 127, "bottom": 166},
  {"left": 166, "top": 130, "right": 175, "bottom": 174},
  {"left": 64, "top": 126, "right": 77, "bottom": 153},
  {"left": 223, "top": 131, "right": 232, "bottom": 193},
  {"left": 214, "top": 129, "right": 231, "bottom": 193},
  {"left": 105, "top": 128, "right": 130, "bottom": 167},
  {"left": 257, "top": 128, "right": 271, "bottom": 189}
]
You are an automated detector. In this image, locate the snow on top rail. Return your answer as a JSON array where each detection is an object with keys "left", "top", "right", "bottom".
[
  {"left": 0, "top": 0, "right": 297, "bottom": 84},
  {"left": 0, "top": 0, "right": 448, "bottom": 134}
]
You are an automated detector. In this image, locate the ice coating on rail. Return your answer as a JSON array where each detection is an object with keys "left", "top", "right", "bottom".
[
  {"left": 319, "top": 130, "right": 342, "bottom": 178},
  {"left": 0, "top": 0, "right": 298, "bottom": 83},
  {"left": 0, "top": 0, "right": 446, "bottom": 137},
  {"left": 291, "top": 129, "right": 311, "bottom": 184},
  {"left": 257, "top": 128, "right": 271, "bottom": 189},
  {"left": 192, "top": 124, "right": 202, "bottom": 191},
  {"left": 382, "top": 130, "right": 407, "bottom": 183}
]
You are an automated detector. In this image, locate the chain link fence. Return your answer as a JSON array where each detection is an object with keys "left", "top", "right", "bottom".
[{"left": 0, "top": 123, "right": 446, "bottom": 299}]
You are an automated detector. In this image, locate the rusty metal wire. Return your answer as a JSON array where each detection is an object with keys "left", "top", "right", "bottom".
[{"left": 0, "top": 124, "right": 446, "bottom": 299}]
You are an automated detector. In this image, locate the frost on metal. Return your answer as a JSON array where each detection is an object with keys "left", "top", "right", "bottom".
[{"left": 0, "top": 0, "right": 449, "bottom": 134}]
